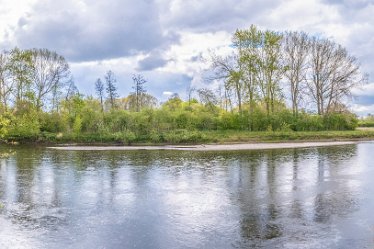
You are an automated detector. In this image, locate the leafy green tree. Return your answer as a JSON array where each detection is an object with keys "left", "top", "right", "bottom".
[
  {"left": 8, "top": 107, "right": 40, "bottom": 139},
  {"left": 0, "top": 112, "right": 11, "bottom": 138},
  {"left": 73, "top": 115, "right": 82, "bottom": 136},
  {"left": 257, "top": 30, "right": 284, "bottom": 115},
  {"left": 121, "top": 93, "right": 157, "bottom": 111},
  {"left": 8, "top": 48, "right": 34, "bottom": 108},
  {"left": 233, "top": 25, "right": 262, "bottom": 114}
]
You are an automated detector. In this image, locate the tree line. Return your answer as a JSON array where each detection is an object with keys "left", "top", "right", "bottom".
[
  {"left": 0, "top": 48, "right": 71, "bottom": 112},
  {"left": 0, "top": 25, "right": 366, "bottom": 143},
  {"left": 211, "top": 25, "right": 365, "bottom": 117}
]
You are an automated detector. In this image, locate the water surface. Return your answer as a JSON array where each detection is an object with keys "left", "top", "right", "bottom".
[{"left": 0, "top": 143, "right": 373, "bottom": 248}]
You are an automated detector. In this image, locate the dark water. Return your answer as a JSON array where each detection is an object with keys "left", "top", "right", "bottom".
[{"left": 0, "top": 143, "right": 374, "bottom": 249}]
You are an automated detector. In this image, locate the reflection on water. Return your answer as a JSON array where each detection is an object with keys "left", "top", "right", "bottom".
[{"left": 0, "top": 144, "right": 373, "bottom": 248}]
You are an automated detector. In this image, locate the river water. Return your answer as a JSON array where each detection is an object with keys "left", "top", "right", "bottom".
[{"left": 0, "top": 143, "right": 373, "bottom": 248}]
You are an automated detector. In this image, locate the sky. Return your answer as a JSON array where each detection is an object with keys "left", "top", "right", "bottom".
[{"left": 0, "top": 0, "right": 373, "bottom": 115}]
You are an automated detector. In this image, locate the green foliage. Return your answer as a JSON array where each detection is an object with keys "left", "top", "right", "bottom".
[
  {"left": 358, "top": 115, "right": 374, "bottom": 127},
  {"left": 292, "top": 114, "right": 323, "bottom": 131},
  {"left": 0, "top": 113, "right": 11, "bottom": 138},
  {"left": 322, "top": 113, "right": 358, "bottom": 130},
  {"left": 39, "top": 112, "right": 68, "bottom": 133},
  {"left": 8, "top": 109, "right": 40, "bottom": 139},
  {"left": 218, "top": 112, "right": 241, "bottom": 130},
  {"left": 80, "top": 99, "right": 104, "bottom": 133},
  {"left": 112, "top": 131, "right": 137, "bottom": 145},
  {"left": 0, "top": 94, "right": 359, "bottom": 144},
  {"left": 0, "top": 27, "right": 365, "bottom": 146},
  {"left": 163, "top": 129, "right": 208, "bottom": 144},
  {"left": 73, "top": 115, "right": 82, "bottom": 136}
]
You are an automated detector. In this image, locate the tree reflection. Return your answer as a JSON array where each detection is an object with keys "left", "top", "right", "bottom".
[
  {"left": 0, "top": 144, "right": 361, "bottom": 248},
  {"left": 233, "top": 145, "right": 358, "bottom": 246},
  {"left": 313, "top": 145, "right": 359, "bottom": 223}
]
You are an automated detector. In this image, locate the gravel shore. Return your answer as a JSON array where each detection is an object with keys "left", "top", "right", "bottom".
[{"left": 48, "top": 141, "right": 355, "bottom": 151}]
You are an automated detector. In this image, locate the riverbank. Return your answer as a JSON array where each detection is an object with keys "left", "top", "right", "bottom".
[
  {"left": 6, "top": 129, "right": 374, "bottom": 146},
  {"left": 48, "top": 141, "right": 356, "bottom": 151}
]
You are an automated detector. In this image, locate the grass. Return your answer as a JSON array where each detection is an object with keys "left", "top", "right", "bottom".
[
  {"left": 358, "top": 120, "right": 374, "bottom": 128},
  {"left": 201, "top": 129, "right": 374, "bottom": 144},
  {"left": 4, "top": 129, "right": 374, "bottom": 145}
]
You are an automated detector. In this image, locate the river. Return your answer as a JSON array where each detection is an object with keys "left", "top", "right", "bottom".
[{"left": 0, "top": 143, "right": 373, "bottom": 248}]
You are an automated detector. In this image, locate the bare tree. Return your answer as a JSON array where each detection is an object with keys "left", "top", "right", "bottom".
[
  {"left": 105, "top": 70, "right": 118, "bottom": 109},
  {"left": 132, "top": 74, "right": 147, "bottom": 112},
  {"left": 197, "top": 88, "right": 218, "bottom": 109},
  {"left": 65, "top": 79, "right": 78, "bottom": 101},
  {"left": 211, "top": 53, "right": 244, "bottom": 112},
  {"left": 307, "top": 37, "right": 364, "bottom": 114},
  {"left": 0, "top": 51, "right": 13, "bottom": 110},
  {"left": 187, "top": 85, "right": 195, "bottom": 106},
  {"left": 30, "top": 48, "right": 71, "bottom": 111},
  {"left": 224, "top": 83, "right": 234, "bottom": 112},
  {"left": 282, "top": 31, "right": 310, "bottom": 116},
  {"left": 95, "top": 78, "right": 105, "bottom": 112}
]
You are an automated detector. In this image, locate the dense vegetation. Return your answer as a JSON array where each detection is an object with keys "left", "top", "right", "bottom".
[
  {"left": 358, "top": 115, "right": 374, "bottom": 128},
  {"left": 0, "top": 26, "right": 367, "bottom": 144}
]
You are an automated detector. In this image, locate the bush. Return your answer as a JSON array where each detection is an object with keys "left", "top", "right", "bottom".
[
  {"left": 163, "top": 129, "right": 208, "bottom": 143},
  {"left": 358, "top": 119, "right": 374, "bottom": 127},
  {"left": 292, "top": 114, "right": 324, "bottom": 131},
  {"left": 39, "top": 112, "right": 68, "bottom": 133},
  {"left": 218, "top": 112, "right": 240, "bottom": 130},
  {"left": 8, "top": 111, "right": 40, "bottom": 139},
  {"left": 323, "top": 113, "right": 358, "bottom": 130}
]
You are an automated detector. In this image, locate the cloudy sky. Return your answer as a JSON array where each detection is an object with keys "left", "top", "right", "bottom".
[{"left": 0, "top": 0, "right": 373, "bottom": 115}]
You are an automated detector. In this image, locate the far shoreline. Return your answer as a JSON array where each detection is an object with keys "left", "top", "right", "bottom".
[{"left": 47, "top": 141, "right": 357, "bottom": 152}]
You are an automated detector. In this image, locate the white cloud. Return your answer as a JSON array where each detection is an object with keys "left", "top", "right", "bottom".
[
  {"left": 352, "top": 82, "right": 374, "bottom": 96},
  {"left": 159, "top": 31, "right": 232, "bottom": 90},
  {"left": 9, "top": 0, "right": 179, "bottom": 61},
  {"left": 0, "top": 0, "right": 373, "bottom": 114},
  {"left": 352, "top": 104, "right": 374, "bottom": 116},
  {"left": 0, "top": 0, "right": 36, "bottom": 47}
]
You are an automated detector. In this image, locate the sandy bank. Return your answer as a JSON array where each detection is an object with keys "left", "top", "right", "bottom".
[{"left": 48, "top": 141, "right": 356, "bottom": 152}]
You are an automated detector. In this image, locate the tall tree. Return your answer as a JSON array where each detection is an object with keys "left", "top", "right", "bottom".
[
  {"left": 257, "top": 30, "right": 284, "bottom": 114},
  {"left": 211, "top": 53, "right": 244, "bottom": 112},
  {"left": 0, "top": 51, "right": 12, "bottom": 110},
  {"left": 105, "top": 70, "right": 118, "bottom": 109},
  {"left": 132, "top": 74, "right": 147, "bottom": 112},
  {"left": 282, "top": 31, "right": 310, "bottom": 116},
  {"left": 8, "top": 48, "right": 34, "bottom": 108},
  {"left": 233, "top": 25, "right": 262, "bottom": 114},
  {"left": 95, "top": 78, "right": 105, "bottom": 112},
  {"left": 307, "top": 37, "right": 364, "bottom": 114},
  {"left": 30, "top": 48, "right": 71, "bottom": 111}
]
